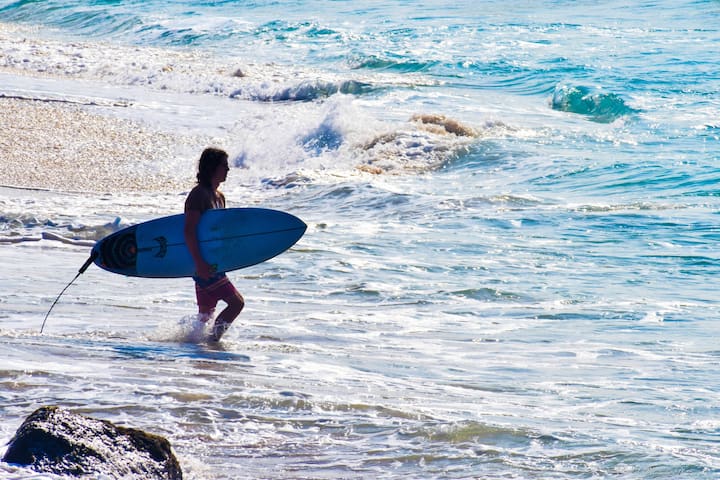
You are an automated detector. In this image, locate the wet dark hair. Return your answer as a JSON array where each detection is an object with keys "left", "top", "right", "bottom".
[{"left": 196, "top": 147, "right": 229, "bottom": 187}]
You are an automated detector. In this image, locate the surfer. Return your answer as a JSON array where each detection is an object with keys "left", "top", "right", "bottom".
[{"left": 184, "top": 147, "right": 245, "bottom": 342}]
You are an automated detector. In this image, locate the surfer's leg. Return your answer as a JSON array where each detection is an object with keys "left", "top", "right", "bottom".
[
  {"left": 209, "top": 283, "right": 244, "bottom": 342},
  {"left": 195, "top": 283, "right": 219, "bottom": 322}
]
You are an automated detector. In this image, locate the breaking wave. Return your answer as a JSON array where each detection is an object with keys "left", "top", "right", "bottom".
[
  {"left": 350, "top": 55, "right": 440, "bottom": 73},
  {"left": 551, "top": 83, "right": 638, "bottom": 123},
  {"left": 0, "top": 23, "right": 386, "bottom": 104},
  {"left": 229, "top": 79, "right": 375, "bottom": 102}
]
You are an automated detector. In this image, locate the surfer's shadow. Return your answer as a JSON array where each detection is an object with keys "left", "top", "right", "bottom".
[{"left": 110, "top": 341, "right": 251, "bottom": 363}]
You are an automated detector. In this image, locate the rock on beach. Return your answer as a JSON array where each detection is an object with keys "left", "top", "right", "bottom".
[{"left": 2, "top": 406, "right": 183, "bottom": 480}]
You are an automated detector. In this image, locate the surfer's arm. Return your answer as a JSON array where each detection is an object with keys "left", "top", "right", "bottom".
[{"left": 184, "top": 209, "right": 213, "bottom": 280}]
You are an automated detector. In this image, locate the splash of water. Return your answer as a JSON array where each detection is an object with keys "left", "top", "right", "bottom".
[{"left": 149, "top": 314, "right": 210, "bottom": 344}]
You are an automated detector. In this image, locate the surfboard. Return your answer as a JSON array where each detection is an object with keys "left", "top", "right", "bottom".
[{"left": 91, "top": 208, "right": 306, "bottom": 278}]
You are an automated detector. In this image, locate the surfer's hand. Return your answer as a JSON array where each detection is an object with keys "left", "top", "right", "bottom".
[{"left": 195, "top": 260, "right": 214, "bottom": 280}]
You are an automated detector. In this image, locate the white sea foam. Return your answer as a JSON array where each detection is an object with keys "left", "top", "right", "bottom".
[{"left": 152, "top": 314, "right": 210, "bottom": 344}]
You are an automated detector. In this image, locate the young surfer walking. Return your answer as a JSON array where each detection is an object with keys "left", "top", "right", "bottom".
[{"left": 184, "top": 147, "right": 244, "bottom": 342}]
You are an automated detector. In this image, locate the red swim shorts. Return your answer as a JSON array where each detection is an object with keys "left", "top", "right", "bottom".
[{"left": 195, "top": 275, "right": 243, "bottom": 314}]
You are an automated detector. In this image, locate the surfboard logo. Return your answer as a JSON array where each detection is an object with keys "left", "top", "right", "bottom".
[
  {"left": 153, "top": 236, "right": 168, "bottom": 258},
  {"left": 99, "top": 227, "right": 138, "bottom": 271}
]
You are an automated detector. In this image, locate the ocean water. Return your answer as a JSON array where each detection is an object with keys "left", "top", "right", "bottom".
[{"left": 2, "top": 0, "right": 720, "bottom": 478}]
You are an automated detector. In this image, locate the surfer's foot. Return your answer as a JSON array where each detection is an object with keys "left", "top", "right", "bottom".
[{"left": 208, "top": 320, "right": 231, "bottom": 343}]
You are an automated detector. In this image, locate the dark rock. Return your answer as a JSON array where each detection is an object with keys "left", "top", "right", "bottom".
[{"left": 2, "top": 406, "right": 182, "bottom": 479}]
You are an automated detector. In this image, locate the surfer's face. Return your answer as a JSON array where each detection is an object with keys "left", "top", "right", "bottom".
[{"left": 212, "top": 160, "right": 230, "bottom": 184}]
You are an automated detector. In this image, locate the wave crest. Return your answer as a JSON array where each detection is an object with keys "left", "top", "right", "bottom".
[
  {"left": 350, "top": 54, "right": 439, "bottom": 73},
  {"left": 551, "top": 84, "right": 638, "bottom": 123},
  {"left": 230, "top": 79, "right": 374, "bottom": 102}
]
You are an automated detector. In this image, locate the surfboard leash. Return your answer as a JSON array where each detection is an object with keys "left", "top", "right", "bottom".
[{"left": 40, "top": 251, "right": 98, "bottom": 334}]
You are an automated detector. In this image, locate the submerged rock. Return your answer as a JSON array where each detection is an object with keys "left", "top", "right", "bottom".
[{"left": 2, "top": 406, "right": 182, "bottom": 479}]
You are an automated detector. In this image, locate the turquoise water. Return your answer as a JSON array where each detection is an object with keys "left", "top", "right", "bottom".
[{"left": 1, "top": 1, "right": 720, "bottom": 478}]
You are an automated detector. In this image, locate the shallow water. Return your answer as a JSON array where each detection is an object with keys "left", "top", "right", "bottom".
[{"left": 2, "top": 1, "right": 720, "bottom": 478}]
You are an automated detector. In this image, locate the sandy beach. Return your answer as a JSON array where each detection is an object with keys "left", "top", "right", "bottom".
[{"left": 0, "top": 96, "right": 196, "bottom": 193}]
